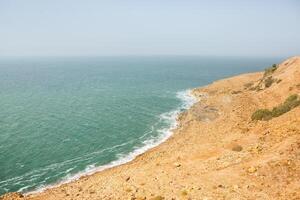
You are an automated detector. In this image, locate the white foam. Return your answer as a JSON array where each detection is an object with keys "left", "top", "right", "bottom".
[{"left": 26, "top": 89, "right": 197, "bottom": 195}]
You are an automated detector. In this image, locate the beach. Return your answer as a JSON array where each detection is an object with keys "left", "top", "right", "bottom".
[{"left": 2, "top": 56, "right": 300, "bottom": 200}]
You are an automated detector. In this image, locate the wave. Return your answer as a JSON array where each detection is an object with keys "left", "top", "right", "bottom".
[{"left": 25, "top": 89, "right": 198, "bottom": 195}]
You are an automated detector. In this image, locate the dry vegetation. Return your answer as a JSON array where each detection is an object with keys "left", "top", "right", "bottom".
[{"left": 251, "top": 94, "right": 300, "bottom": 120}]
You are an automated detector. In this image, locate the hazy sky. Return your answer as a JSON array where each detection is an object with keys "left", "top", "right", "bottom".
[{"left": 0, "top": 0, "right": 299, "bottom": 57}]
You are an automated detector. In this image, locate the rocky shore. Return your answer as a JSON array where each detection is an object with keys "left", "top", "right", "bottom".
[{"left": 2, "top": 56, "right": 300, "bottom": 200}]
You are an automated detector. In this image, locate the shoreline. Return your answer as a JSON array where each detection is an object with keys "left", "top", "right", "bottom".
[
  {"left": 22, "top": 90, "right": 198, "bottom": 196},
  {"left": 2, "top": 56, "right": 300, "bottom": 200}
]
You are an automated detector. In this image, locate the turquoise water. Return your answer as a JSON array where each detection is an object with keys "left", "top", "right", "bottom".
[{"left": 0, "top": 56, "right": 282, "bottom": 195}]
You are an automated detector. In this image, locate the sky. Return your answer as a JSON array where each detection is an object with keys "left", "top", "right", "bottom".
[{"left": 0, "top": 0, "right": 299, "bottom": 57}]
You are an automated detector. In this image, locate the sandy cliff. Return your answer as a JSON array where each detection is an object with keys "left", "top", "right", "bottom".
[{"left": 2, "top": 56, "right": 300, "bottom": 200}]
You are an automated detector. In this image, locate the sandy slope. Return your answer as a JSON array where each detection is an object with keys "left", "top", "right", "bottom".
[{"left": 2, "top": 56, "right": 300, "bottom": 200}]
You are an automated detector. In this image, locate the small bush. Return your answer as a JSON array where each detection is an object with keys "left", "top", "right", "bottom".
[
  {"left": 264, "top": 76, "right": 275, "bottom": 88},
  {"left": 251, "top": 109, "right": 272, "bottom": 120},
  {"left": 285, "top": 94, "right": 298, "bottom": 104},
  {"left": 264, "top": 64, "right": 278, "bottom": 77},
  {"left": 271, "top": 104, "right": 291, "bottom": 117},
  {"left": 252, "top": 94, "right": 300, "bottom": 121},
  {"left": 286, "top": 96, "right": 300, "bottom": 109}
]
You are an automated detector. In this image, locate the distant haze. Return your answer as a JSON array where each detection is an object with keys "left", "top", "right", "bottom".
[{"left": 0, "top": 0, "right": 299, "bottom": 57}]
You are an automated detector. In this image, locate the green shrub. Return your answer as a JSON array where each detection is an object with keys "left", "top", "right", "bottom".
[
  {"left": 264, "top": 64, "right": 278, "bottom": 77},
  {"left": 271, "top": 104, "right": 291, "bottom": 117},
  {"left": 251, "top": 109, "right": 272, "bottom": 120},
  {"left": 252, "top": 94, "right": 300, "bottom": 121},
  {"left": 264, "top": 76, "right": 275, "bottom": 88},
  {"left": 285, "top": 94, "right": 298, "bottom": 104}
]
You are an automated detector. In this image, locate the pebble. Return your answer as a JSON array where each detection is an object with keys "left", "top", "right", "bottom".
[
  {"left": 247, "top": 166, "right": 257, "bottom": 173},
  {"left": 232, "top": 144, "right": 243, "bottom": 152},
  {"left": 233, "top": 185, "right": 239, "bottom": 190},
  {"left": 181, "top": 190, "right": 188, "bottom": 196},
  {"left": 174, "top": 162, "right": 181, "bottom": 167},
  {"left": 149, "top": 196, "right": 164, "bottom": 200}
]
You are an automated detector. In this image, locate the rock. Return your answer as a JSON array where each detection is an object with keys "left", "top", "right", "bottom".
[
  {"left": 125, "top": 188, "right": 132, "bottom": 193},
  {"left": 247, "top": 166, "right": 257, "bottom": 173},
  {"left": 125, "top": 176, "right": 131, "bottom": 181},
  {"left": 89, "top": 190, "right": 95, "bottom": 194},
  {"left": 135, "top": 197, "right": 146, "bottom": 200},
  {"left": 232, "top": 144, "right": 243, "bottom": 152},
  {"left": 181, "top": 190, "right": 188, "bottom": 196},
  {"left": 233, "top": 185, "right": 239, "bottom": 190},
  {"left": 149, "top": 196, "right": 164, "bottom": 200},
  {"left": 244, "top": 185, "right": 250, "bottom": 189},
  {"left": 174, "top": 162, "right": 181, "bottom": 167},
  {"left": 255, "top": 145, "right": 263, "bottom": 152}
]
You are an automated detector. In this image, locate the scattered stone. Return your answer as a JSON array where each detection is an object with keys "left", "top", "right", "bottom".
[
  {"left": 232, "top": 144, "right": 243, "bottom": 152},
  {"left": 125, "top": 176, "right": 131, "bottom": 181},
  {"left": 89, "top": 190, "right": 95, "bottom": 194},
  {"left": 232, "top": 90, "right": 242, "bottom": 94},
  {"left": 135, "top": 197, "right": 146, "bottom": 200},
  {"left": 181, "top": 190, "right": 188, "bottom": 196},
  {"left": 255, "top": 145, "right": 263, "bottom": 152},
  {"left": 247, "top": 166, "right": 257, "bottom": 173},
  {"left": 149, "top": 196, "right": 164, "bottom": 200},
  {"left": 174, "top": 162, "right": 181, "bottom": 167},
  {"left": 244, "top": 185, "right": 250, "bottom": 189},
  {"left": 233, "top": 185, "right": 239, "bottom": 190},
  {"left": 125, "top": 188, "right": 132, "bottom": 193}
]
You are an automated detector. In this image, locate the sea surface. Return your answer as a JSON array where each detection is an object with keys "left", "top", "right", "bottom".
[{"left": 0, "top": 56, "right": 282, "bottom": 195}]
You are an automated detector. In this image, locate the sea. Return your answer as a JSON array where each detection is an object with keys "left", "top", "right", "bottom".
[{"left": 0, "top": 56, "right": 282, "bottom": 195}]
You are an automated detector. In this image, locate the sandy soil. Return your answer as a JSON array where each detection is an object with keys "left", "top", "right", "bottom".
[{"left": 2, "top": 56, "right": 300, "bottom": 200}]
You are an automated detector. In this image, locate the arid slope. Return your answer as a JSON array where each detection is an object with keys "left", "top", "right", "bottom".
[{"left": 2, "top": 56, "right": 300, "bottom": 200}]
